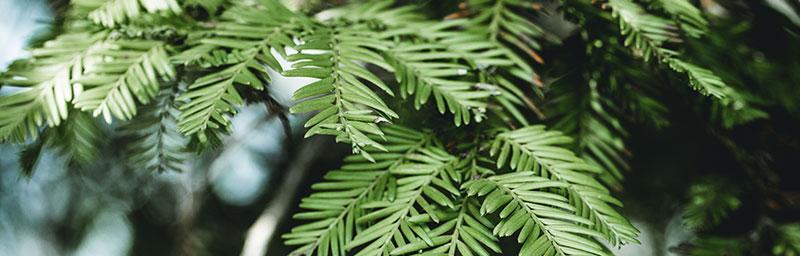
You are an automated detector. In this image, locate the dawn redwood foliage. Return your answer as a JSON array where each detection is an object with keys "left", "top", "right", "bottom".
[{"left": 2, "top": 0, "right": 799, "bottom": 255}]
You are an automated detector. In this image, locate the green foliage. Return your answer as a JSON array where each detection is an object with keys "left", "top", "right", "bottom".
[
  {"left": 287, "top": 124, "right": 633, "bottom": 256},
  {"left": 547, "top": 79, "right": 630, "bottom": 186},
  {"left": 466, "top": 0, "right": 552, "bottom": 72},
  {"left": 605, "top": 0, "right": 728, "bottom": 99},
  {"left": 346, "top": 142, "right": 460, "bottom": 256},
  {"left": 282, "top": 125, "right": 434, "bottom": 255},
  {"left": 287, "top": 1, "right": 538, "bottom": 154},
  {"left": 47, "top": 110, "right": 105, "bottom": 167},
  {"left": 3, "top": 0, "right": 799, "bottom": 255},
  {"left": 774, "top": 223, "right": 800, "bottom": 256},
  {"left": 386, "top": 41, "right": 492, "bottom": 126},
  {"left": 687, "top": 236, "right": 750, "bottom": 256},
  {"left": 598, "top": 0, "right": 767, "bottom": 128},
  {"left": 465, "top": 172, "right": 610, "bottom": 256},
  {"left": 287, "top": 23, "right": 398, "bottom": 159},
  {"left": 651, "top": 0, "right": 708, "bottom": 37},
  {"left": 416, "top": 199, "right": 501, "bottom": 256},
  {"left": 490, "top": 126, "right": 639, "bottom": 246},
  {"left": 681, "top": 178, "right": 741, "bottom": 230},
  {"left": 120, "top": 85, "right": 188, "bottom": 172},
  {"left": 384, "top": 19, "right": 525, "bottom": 126},
  {"left": 0, "top": 31, "right": 108, "bottom": 143},
  {"left": 176, "top": 59, "right": 266, "bottom": 145},
  {"left": 16, "top": 110, "right": 105, "bottom": 176},
  {"left": 174, "top": 3, "right": 299, "bottom": 145},
  {"left": 87, "top": 0, "right": 182, "bottom": 27},
  {"left": 74, "top": 40, "right": 175, "bottom": 123}
]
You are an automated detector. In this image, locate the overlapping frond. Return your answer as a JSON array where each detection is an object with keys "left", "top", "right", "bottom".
[
  {"left": 174, "top": 3, "right": 299, "bottom": 145},
  {"left": 282, "top": 125, "right": 433, "bottom": 256},
  {"left": 120, "top": 85, "right": 188, "bottom": 172},
  {"left": 605, "top": 0, "right": 680, "bottom": 62},
  {"left": 462, "top": 0, "right": 555, "bottom": 123},
  {"left": 686, "top": 236, "right": 750, "bottom": 256},
  {"left": 334, "top": 2, "right": 537, "bottom": 127},
  {"left": 339, "top": 1, "right": 528, "bottom": 126},
  {"left": 0, "top": 32, "right": 107, "bottom": 143},
  {"left": 286, "top": 24, "right": 398, "bottom": 159},
  {"left": 462, "top": 0, "right": 553, "bottom": 122},
  {"left": 176, "top": 59, "right": 266, "bottom": 145},
  {"left": 0, "top": 1, "right": 671, "bottom": 254},
  {"left": 402, "top": 16, "right": 537, "bottom": 126},
  {"left": 465, "top": 172, "right": 610, "bottom": 256},
  {"left": 548, "top": 80, "right": 630, "bottom": 186},
  {"left": 411, "top": 199, "right": 502, "bottom": 256},
  {"left": 466, "top": 0, "right": 550, "bottom": 69},
  {"left": 330, "top": 0, "right": 423, "bottom": 26},
  {"left": 47, "top": 110, "right": 105, "bottom": 166},
  {"left": 73, "top": 40, "right": 175, "bottom": 123},
  {"left": 173, "top": 3, "right": 299, "bottom": 68},
  {"left": 490, "top": 126, "right": 639, "bottom": 246},
  {"left": 651, "top": 0, "right": 708, "bottom": 37},
  {"left": 386, "top": 43, "right": 493, "bottom": 126},
  {"left": 347, "top": 144, "right": 460, "bottom": 256},
  {"left": 337, "top": 2, "right": 523, "bottom": 71},
  {"left": 604, "top": 0, "right": 730, "bottom": 99},
  {"left": 16, "top": 110, "right": 105, "bottom": 176},
  {"left": 663, "top": 58, "right": 730, "bottom": 99},
  {"left": 86, "top": 0, "right": 182, "bottom": 27},
  {"left": 411, "top": 19, "right": 522, "bottom": 72},
  {"left": 681, "top": 178, "right": 741, "bottom": 230}
]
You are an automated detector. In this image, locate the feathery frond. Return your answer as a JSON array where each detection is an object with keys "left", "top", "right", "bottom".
[
  {"left": 462, "top": 0, "right": 553, "bottom": 121},
  {"left": 173, "top": 3, "right": 299, "bottom": 68},
  {"left": 604, "top": 0, "right": 730, "bottom": 99},
  {"left": 86, "top": 0, "right": 182, "bottom": 27},
  {"left": 46, "top": 110, "right": 105, "bottom": 167},
  {"left": 174, "top": 3, "right": 299, "bottom": 145},
  {"left": 681, "top": 178, "right": 741, "bottom": 230},
  {"left": 120, "top": 85, "right": 188, "bottom": 172},
  {"left": 490, "top": 126, "right": 639, "bottom": 246},
  {"left": 287, "top": 23, "right": 398, "bottom": 159},
  {"left": 386, "top": 42, "right": 493, "bottom": 126},
  {"left": 547, "top": 79, "right": 630, "bottom": 186},
  {"left": 411, "top": 199, "right": 502, "bottom": 256},
  {"left": 282, "top": 125, "right": 433, "bottom": 256},
  {"left": 466, "top": 0, "right": 550, "bottom": 70},
  {"left": 0, "top": 32, "right": 107, "bottom": 143},
  {"left": 686, "top": 236, "right": 750, "bottom": 256},
  {"left": 651, "top": 0, "right": 708, "bottom": 37},
  {"left": 465, "top": 172, "right": 610, "bottom": 256},
  {"left": 663, "top": 58, "right": 730, "bottom": 99},
  {"left": 397, "top": 16, "right": 534, "bottom": 125},
  {"left": 347, "top": 143, "right": 460, "bottom": 256},
  {"left": 336, "top": 2, "right": 537, "bottom": 126},
  {"left": 176, "top": 59, "right": 265, "bottom": 145},
  {"left": 73, "top": 40, "right": 175, "bottom": 123}
]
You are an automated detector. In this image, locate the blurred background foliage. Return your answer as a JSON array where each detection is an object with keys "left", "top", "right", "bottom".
[{"left": 0, "top": 0, "right": 799, "bottom": 256}]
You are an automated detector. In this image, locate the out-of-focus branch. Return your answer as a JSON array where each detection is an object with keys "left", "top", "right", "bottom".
[{"left": 240, "top": 138, "right": 323, "bottom": 256}]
